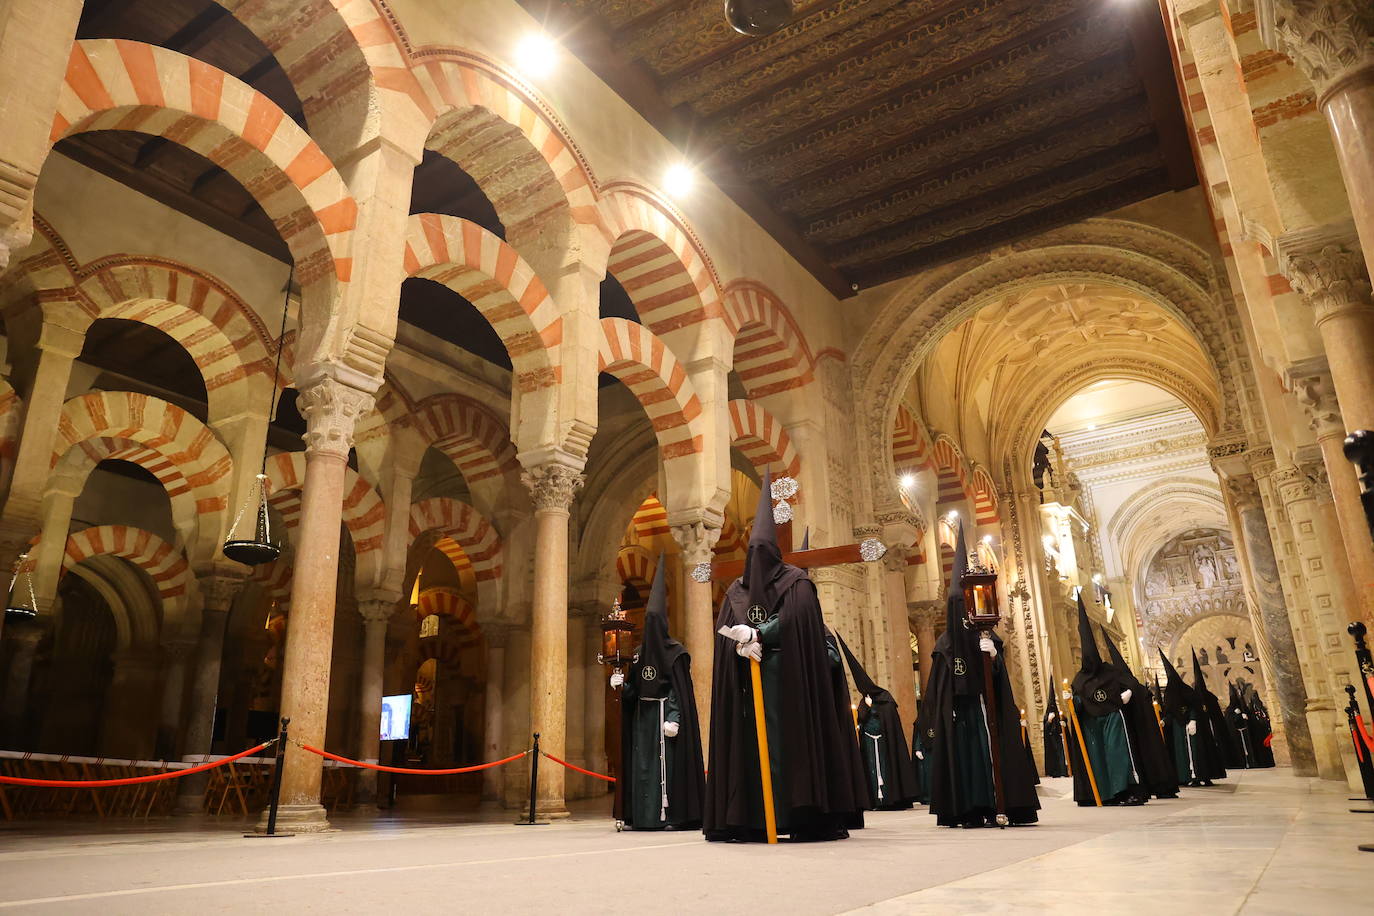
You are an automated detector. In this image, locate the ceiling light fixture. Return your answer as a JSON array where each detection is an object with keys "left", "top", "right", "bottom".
[
  {"left": 515, "top": 32, "right": 557, "bottom": 78},
  {"left": 664, "top": 163, "right": 696, "bottom": 196},
  {"left": 899, "top": 473, "right": 915, "bottom": 489},
  {"left": 724, "top": 0, "right": 794, "bottom": 37}
]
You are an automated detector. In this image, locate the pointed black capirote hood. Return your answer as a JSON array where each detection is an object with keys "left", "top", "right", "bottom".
[
  {"left": 635, "top": 553, "right": 681, "bottom": 697},
  {"left": 745, "top": 469, "right": 782, "bottom": 615},
  {"left": 1045, "top": 681, "right": 1060, "bottom": 715},
  {"left": 945, "top": 522, "right": 969, "bottom": 636},
  {"left": 1158, "top": 648, "right": 1194, "bottom": 719},
  {"left": 933, "top": 521, "right": 981, "bottom": 695},
  {"left": 1191, "top": 648, "right": 1213, "bottom": 697},
  {"left": 1076, "top": 592, "right": 1103, "bottom": 674},
  {"left": 838, "top": 633, "right": 881, "bottom": 700},
  {"left": 1100, "top": 624, "right": 1144, "bottom": 690}
]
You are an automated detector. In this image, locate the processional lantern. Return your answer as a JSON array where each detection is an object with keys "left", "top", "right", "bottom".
[
  {"left": 724, "top": 0, "right": 793, "bottom": 37},
  {"left": 597, "top": 596, "right": 635, "bottom": 673},
  {"left": 5, "top": 551, "right": 37, "bottom": 621},
  {"left": 961, "top": 554, "right": 1001, "bottom": 628},
  {"left": 222, "top": 267, "right": 294, "bottom": 567}
]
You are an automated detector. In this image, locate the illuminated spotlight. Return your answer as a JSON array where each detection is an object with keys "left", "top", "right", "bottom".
[
  {"left": 982, "top": 534, "right": 993, "bottom": 544},
  {"left": 1092, "top": 573, "right": 1104, "bottom": 585},
  {"left": 946, "top": 510, "right": 958, "bottom": 522},
  {"left": 899, "top": 473, "right": 916, "bottom": 489},
  {"left": 1086, "top": 422, "right": 1097, "bottom": 431},
  {"left": 515, "top": 32, "right": 557, "bottom": 78},
  {"left": 664, "top": 162, "right": 696, "bottom": 196}
]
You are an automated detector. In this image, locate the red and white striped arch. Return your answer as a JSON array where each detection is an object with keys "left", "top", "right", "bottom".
[
  {"left": 61, "top": 525, "right": 192, "bottom": 614},
  {"left": 263, "top": 451, "right": 385, "bottom": 564},
  {"left": 932, "top": 436, "right": 974, "bottom": 506},
  {"left": 616, "top": 545, "right": 654, "bottom": 587},
  {"left": 416, "top": 586, "right": 483, "bottom": 650},
  {"left": 626, "top": 494, "right": 669, "bottom": 541},
  {"left": 403, "top": 214, "right": 561, "bottom": 390},
  {"left": 728, "top": 400, "right": 801, "bottom": 478},
  {"left": 722, "top": 282, "right": 815, "bottom": 397},
  {"left": 408, "top": 498, "right": 502, "bottom": 581},
  {"left": 972, "top": 467, "right": 1000, "bottom": 525},
  {"left": 892, "top": 404, "right": 934, "bottom": 474},
  {"left": 251, "top": 553, "right": 294, "bottom": 603},
  {"left": 52, "top": 40, "right": 356, "bottom": 289},
  {"left": 601, "top": 187, "right": 722, "bottom": 336},
  {"left": 598, "top": 318, "right": 704, "bottom": 460},
  {"left": 79, "top": 258, "right": 281, "bottom": 401},
  {"left": 408, "top": 392, "right": 519, "bottom": 487},
  {"left": 412, "top": 57, "right": 598, "bottom": 242}
]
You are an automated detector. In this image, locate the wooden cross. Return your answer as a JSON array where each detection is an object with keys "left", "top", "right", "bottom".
[{"left": 708, "top": 521, "right": 918, "bottom": 583}]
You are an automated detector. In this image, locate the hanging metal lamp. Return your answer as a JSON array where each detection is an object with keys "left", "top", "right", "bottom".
[
  {"left": 724, "top": 0, "right": 793, "bottom": 36},
  {"left": 5, "top": 551, "right": 37, "bottom": 620},
  {"left": 222, "top": 267, "right": 293, "bottom": 567}
]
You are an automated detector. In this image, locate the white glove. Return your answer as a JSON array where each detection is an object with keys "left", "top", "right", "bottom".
[
  {"left": 609, "top": 671, "right": 624, "bottom": 689},
  {"left": 1241, "top": 713, "right": 1248, "bottom": 720},
  {"left": 1186, "top": 720, "right": 1198, "bottom": 736},
  {"left": 1047, "top": 711, "right": 1057, "bottom": 723},
  {"left": 914, "top": 749, "right": 924, "bottom": 760},
  {"left": 663, "top": 721, "right": 680, "bottom": 738},
  {"left": 725, "top": 624, "right": 757, "bottom": 644},
  {"left": 864, "top": 695, "right": 874, "bottom": 707},
  {"left": 736, "top": 640, "right": 762, "bottom": 663},
  {"left": 979, "top": 636, "right": 997, "bottom": 658},
  {"left": 1120, "top": 689, "right": 1132, "bottom": 705}
]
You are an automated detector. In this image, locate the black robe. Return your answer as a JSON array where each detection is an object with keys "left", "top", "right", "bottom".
[
  {"left": 1102, "top": 628, "right": 1177, "bottom": 799},
  {"left": 1042, "top": 694, "right": 1068, "bottom": 778},
  {"left": 839, "top": 636, "right": 919, "bottom": 810},
  {"left": 703, "top": 571, "right": 868, "bottom": 841},
  {"left": 924, "top": 629, "right": 1040, "bottom": 826},
  {"left": 1246, "top": 692, "right": 1276, "bottom": 768},
  {"left": 1193, "top": 658, "right": 1241, "bottom": 771},
  {"left": 1160, "top": 651, "right": 1225, "bottom": 784},
  {"left": 614, "top": 643, "right": 705, "bottom": 829}
]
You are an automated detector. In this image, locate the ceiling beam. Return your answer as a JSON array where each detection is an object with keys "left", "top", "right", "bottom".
[{"left": 514, "top": 0, "right": 853, "bottom": 299}]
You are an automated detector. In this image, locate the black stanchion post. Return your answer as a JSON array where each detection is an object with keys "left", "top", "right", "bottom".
[
  {"left": 1346, "top": 686, "right": 1374, "bottom": 806},
  {"left": 246, "top": 716, "right": 293, "bottom": 838},
  {"left": 1341, "top": 431, "right": 1374, "bottom": 850},
  {"left": 1348, "top": 622, "right": 1374, "bottom": 722},
  {"left": 516, "top": 732, "right": 547, "bottom": 826}
]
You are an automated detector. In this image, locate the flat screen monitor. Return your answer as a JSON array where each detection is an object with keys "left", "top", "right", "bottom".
[{"left": 380, "top": 694, "right": 412, "bottom": 741}]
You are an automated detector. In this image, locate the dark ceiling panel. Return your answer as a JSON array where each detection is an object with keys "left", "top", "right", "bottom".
[{"left": 520, "top": 0, "right": 1197, "bottom": 292}]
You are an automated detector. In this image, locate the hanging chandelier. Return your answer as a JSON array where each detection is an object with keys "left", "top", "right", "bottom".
[
  {"left": 5, "top": 551, "right": 37, "bottom": 620},
  {"left": 223, "top": 268, "right": 293, "bottom": 567},
  {"left": 724, "top": 0, "right": 793, "bottom": 37}
]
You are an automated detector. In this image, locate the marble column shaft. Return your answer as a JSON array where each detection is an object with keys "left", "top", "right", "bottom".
[
  {"left": 583, "top": 622, "right": 607, "bottom": 790},
  {"left": 670, "top": 520, "right": 720, "bottom": 758},
  {"left": 261, "top": 377, "right": 374, "bottom": 832},
  {"left": 565, "top": 611, "right": 588, "bottom": 800},
  {"left": 156, "top": 640, "right": 195, "bottom": 759},
  {"left": 521, "top": 463, "right": 583, "bottom": 817},
  {"left": 0, "top": 618, "right": 45, "bottom": 744},
  {"left": 174, "top": 577, "right": 237, "bottom": 812},
  {"left": 909, "top": 600, "right": 942, "bottom": 700},
  {"left": 482, "top": 625, "right": 509, "bottom": 802},
  {"left": 354, "top": 597, "right": 395, "bottom": 809}
]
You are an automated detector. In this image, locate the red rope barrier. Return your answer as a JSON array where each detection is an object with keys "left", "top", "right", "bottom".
[
  {"left": 298, "top": 744, "right": 527, "bottom": 775},
  {"left": 541, "top": 751, "right": 616, "bottom": 782},
  {"left": 0, "top": 741, "right": 273, "bottom": 788}
]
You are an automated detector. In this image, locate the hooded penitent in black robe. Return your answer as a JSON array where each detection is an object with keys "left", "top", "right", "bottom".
[
  {"left": 1068, "top": 596, "right": 1145, "bottom": 806},
  {"left": 1244, "top": 687, "right": 1276, "bottom": 768},
  {"left": 1042, "top": 689, "right": 1068, "bottom": 777},
  {"left": 1102, "top": 626, "right": 1177, "bottom": 800},
  {"left": 924, "top": 525, "right": 1039, "bottom": 827},
  {"left": 1159, "top": 651, "right": 1226, "bottom": 785},
  {"left": 1226, "top": 682, "right": 1259, "bottom": 769},
  {"left": 1193, "top": 650, "right": 1242, "bottom": 770},
  {"left": 704, "top": 472, "right": 868, "bottom": 842},
  {"left": 1019, "top": 711, "right": 1040, "bottom": 785},
  {"left": 614, "top": 554, "right": 705, "bottom": 830},
  {"left": 839, "top": 635, "right": 919, "bottom": 810}
]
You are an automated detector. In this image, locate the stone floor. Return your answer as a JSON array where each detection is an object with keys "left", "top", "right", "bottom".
[{"left": 0, "top": 769, "right": 1366, "bottom": 914}]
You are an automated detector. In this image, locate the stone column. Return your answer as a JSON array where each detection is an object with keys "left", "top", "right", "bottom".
[
  {"left": 908, "top": 600, "right": 943, "bottom": 701},
  {"left": 669, "top": 519, "right": 720, "bottom": 755},
  {"left": 502, "top": 625, "right": 532, "bottom": 807},
  {"left": 104, "top": 647, "right": 161, "bottom": 758},
  {"left": 1223, "top": 472, "right": 1319, "bottom": 775},
  {"left": 520, "top": 461, "right": 584, "bottom": 818},
  {"left": 174, "top": 575, "right": 239, "bottom": 812},
  {"left": 155, "top": 639, "right": 196, "bottom": 759},
  {"left": 565, "top": 609, "right": 589, "bottom": 800},
  {"left": 1262, "top": 1, "right": 1374, "bottom": 282},
  {"left": 878, "top": 544, "right": 919, "bottom": 722},
  {"left": 481, "top": 623, "right": 510, "bottom": 802},
  {"left": 1291, "top": 362, "right": 1374, "bottom": 622},
  {"left": 353, "top": 594, "right": 395, "bottom": 811},
  {"left": 1272, "top": 460, "right": 1357, "bottom": 779},
  {"left": 584, "top": 621, "right": 608, "bottom": 794},
  {"left": 0, "top": 616, "right": 46, "bottom": 745},
  {"left": 256, "top": 376, "right": 374, "bottom": 833},
  {"left": 0, "top": 0, "right": 82, "bottom": 273}
]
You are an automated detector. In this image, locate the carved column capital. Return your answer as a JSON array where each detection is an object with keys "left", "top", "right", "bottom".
[
  {"left": 483, "top": 621, "right": 514, "bottom": 648},
  {"left": 1272, "top": 464, "right": 1317, "bottom": 504},
  {"left": 1224, "top": 473, "right": 1264, "bottom": 513},
  {"left": 670, "top": 520, "right": 721, "bottom": 568},
  {"left": 357, "top": 597, "right": 397, "bottom": 627},
  {"left": 1247, "top": 446, "right": 1278, "bottom": 480},
  {"left": 1288, "top": 360, "right": 1345, "bottom": 438},
  {"left": 1277, "top": 222, "right": 1374, "bottom": 321},
  {"left": 521, "top": 463, "right": 585, "bottom": 512},
  {"left": 198, "top": 574, "right": 243, "bottom": 613},
  {"left": 1258, "top": 0, "right": 1374, "bottom": 96},
  {"left": 297, "top": 377, "right": 375, "bottom": 460},
  {"left": 881, "top": 544, "right": 911, "bottom": 575},
  {"left": 908, "top": 599, "right": 944, "bottom": 626}
]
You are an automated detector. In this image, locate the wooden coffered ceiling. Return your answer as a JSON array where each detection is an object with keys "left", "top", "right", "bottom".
[{"left": 519, "top": 0, "right": 1197, "bottom": 297}]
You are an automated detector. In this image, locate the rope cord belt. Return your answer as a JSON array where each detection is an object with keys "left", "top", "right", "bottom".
[
  {"left": 297, "top": 744, "right": 527, "bottom": 775},
  {"left": 0, "top": 740, "right": 274, "bottom": 787},
  {"left": 540, "top": 751, "right": 616, "bottom": 782}
]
